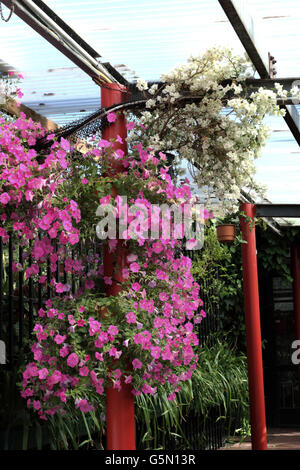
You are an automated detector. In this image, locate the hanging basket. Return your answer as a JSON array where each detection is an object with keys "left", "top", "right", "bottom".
[{"left": 216, "top": 224, "right": 235, "bottom": 243}]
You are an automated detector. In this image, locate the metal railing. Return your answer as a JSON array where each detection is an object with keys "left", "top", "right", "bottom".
[{"left": 0, "top": 233, "right": 102, "bottom": 368}]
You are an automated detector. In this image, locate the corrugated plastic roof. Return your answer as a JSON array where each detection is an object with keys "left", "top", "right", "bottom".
[{"left": 0, "top": 0, "right": 300, "bottom": 205}]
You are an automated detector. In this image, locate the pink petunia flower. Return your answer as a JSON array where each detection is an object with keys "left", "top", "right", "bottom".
[
  {"left": 67, "top": 353, "right": 79, "bottom": 368},
  {"left": 59, "top": 346, "right": 69, "bottom": 358},
  {"left": 126, "top": 312, "right": 137, "bottom": 324},
  {"left": 132, "top": 358, "right": 142, "bottom": 369},
  {"left": 75, "top": 399, "right": 94, "bottom": 413},
  {"left": 0, "top": 193, "right": 11, "bottom": 205},
  {"left": 38, "top": 368, "right": 49, "bottom": 380},
  {"left": 33, "top": 400, "right": 41, "bottom": 410},
  {"left": 126, "top": 121, "right": 135, "bottom": 130},
  {"left": 107, "top": 112, "right": 117, "bottom": 123},
  {"left": 108, "top": 325, "right": 118, "bottom": 336},
  {"left": 168, "top": 393, "right": 176, "bottom": 401},
  {"left": 54, "top": 334, "right": 66, "bottom": 344},
  {"left": 79, "top": 366, "right": 89, "bottom": 376},
  {"left": 98, "top": 139, "right": 110, "bottom": 148},
  {"left": 129, "top": 262, "right": 140, "bottom": 273},
  {"left": 131, "top": 282, "right": 141, "bottom": 292},
  {"left": 60, "top": 137, "right": 70, "bottom": 151},
  {"left": 104, "top": 276, "right": 112, "bottom": 285}
]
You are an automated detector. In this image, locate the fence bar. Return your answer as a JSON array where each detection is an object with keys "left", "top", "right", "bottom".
[
  {"left": 0, "top": 237, "right": 3, "bottom": 340},
  {"left": 28, "top": 241, "right": 33, "bottom": 336},
  {"left": 37, "top": 233, "right": 42, "bottom": 310},
  {"left": 18, "top": 245, "right": 24, "bottom": 349},
  {"left": 78, "top": 241, "right": 83, "bottom": 289},
  {"left": 38, "top": 266, "right": 42, "bottom": 311},
  {"left": 8, "top": 233, "right": 13, "bottom": 366},
  {"left": 55, "top": 242, "right": 59, "bottom": 282},
  {"left": 71, "top": 248, "right": 76, "bottom": 295},
  {"left": 47, "top": 256, "right": 51, "bottom": 299},
  {"left": 240, "top": 203, "right": 267, "bottom": 450}
]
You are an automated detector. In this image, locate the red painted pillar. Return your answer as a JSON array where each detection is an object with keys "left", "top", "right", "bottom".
[
  {"left": 101, "top": 83, "right": 135, "bottom": 450},
  {"left": 291, "top": 245, "right": 300, "bottom": 403},
  {"left": 240, "top": 203, "right": 267, "bottom": 450}
]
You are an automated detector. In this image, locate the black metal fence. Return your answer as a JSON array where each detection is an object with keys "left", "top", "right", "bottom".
[
  {"left": 0, "top": 234, "right": 224, "bottom": 450},
  {"left": 0, "top": 233, "right": 102, "bottom": 368},
  {"left": 163, "top": 407, "right": 225, "bottom": 450},
  {"left": 0, "top": 237, "right": 220, "bottom": 367},
  {"left": 185, "top": 248, "right": 220, "bottom": 347},
  {"left": 197, "top": 284, "right": 220, "bottom": 347},
  {"left": 171, "top": 250, "right": 225, "bottom": 450}
]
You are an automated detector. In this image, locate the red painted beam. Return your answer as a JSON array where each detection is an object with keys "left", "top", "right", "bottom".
[
  {"left": 240, "top": 203, "right": 268, "bottom": 450},
  {"left": 101, "top": 83, "right": 135, "bottom": 450},
  {"left": 291, "top": 245, "right": 300, "bottom": 402}
]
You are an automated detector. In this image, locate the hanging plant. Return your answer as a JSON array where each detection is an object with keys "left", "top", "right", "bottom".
[
  {"left": 18, "top": 127, "right": 210, "bottom": 418},
  {"left": 128, "top": 47, "right": 300, "bottom": 213},
  {"left": 0, "top": 84, "right": 211, "bottom": 420},
  {"left": 216, "top": 224, "right": 235, "bottom": 243}
]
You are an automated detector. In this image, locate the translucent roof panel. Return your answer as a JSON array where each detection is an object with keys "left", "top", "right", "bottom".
[{"left": 0, "top": 0, "right": 300, "bottom": 208}]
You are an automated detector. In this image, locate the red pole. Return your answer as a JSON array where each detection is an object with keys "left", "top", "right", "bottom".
[
  {"left": 240, "top": 203, "right": 267, "bottom": 450},
  {"left": 101, "top": 83, "right": 135, "bottom": 450},
  {"left": 291, "top": 245, "right": 300, "bottom": 403}
]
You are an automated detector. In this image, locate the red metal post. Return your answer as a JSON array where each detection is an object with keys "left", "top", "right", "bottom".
[
  {"left": 101, "top": 83, "right": 135, "bottom": 450},
  {"left": 291, "top": 245, "right": 300, "bottom": 403},
  {"left": 240, "top": 203, "right": 268, "bottom": 450}
]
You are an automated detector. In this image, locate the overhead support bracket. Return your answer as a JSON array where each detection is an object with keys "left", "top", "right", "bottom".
[
  {"left": 219, "top": 0, "right": 269, "bottom": 77},
  {"left": 219, "top": 0, "right": 300, "bottom": 146},
  {"left": 255, "top": 204, "right": 300, "bottom": 218}
]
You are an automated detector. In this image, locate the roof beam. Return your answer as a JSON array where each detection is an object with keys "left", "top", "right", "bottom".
[
  {"left": 0, "top": 0, "right": 123, "bottom": 86},
  {"left": 256, "top": 204, "right": 300, "bottom": 218},
  {"left": 127, "top": 77, "right": 300, "bottom": 105},
  {"left": 239, "top": 189, "right": 283, "bottom": 235},
  {"left": 2, "top": 97, "right": 58, "bottom": 130},
  {"left": 219, "top": 0, "right": 269, "bottom": 77},
  {"left": 219, "top": 0, "right": 300, "bottom": 146},
  {"left": 244, "top": 77, "right": 300, "bottom": 91},
  {"left": 31, "top": 0, "right": 101, "bottom": 60}
]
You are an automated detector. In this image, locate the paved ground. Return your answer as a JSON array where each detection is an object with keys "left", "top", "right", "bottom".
[{"left": 221, "top": 428, "right": 300, "bottom": 450}]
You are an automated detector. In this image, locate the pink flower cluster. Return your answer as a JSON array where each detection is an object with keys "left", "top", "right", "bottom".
[
  {"left": 5, "top": 110, "right": 212, "bottom": 417},
  {"left": 0, "top": 114, "right": 104, "bottom": 294},
  {"left": 0, "top": 114, "right": 80, "bottom": 248}
]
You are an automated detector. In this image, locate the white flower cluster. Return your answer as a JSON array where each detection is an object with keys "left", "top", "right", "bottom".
[
  {"left": 129, "top": 47, "right": 297, "bottom": 211},
  {"left": 0, "top": 73, "right": 20, "bottom": 104},
  {"left": 136, "top": 79, "right": 148, "bottom": 91}
]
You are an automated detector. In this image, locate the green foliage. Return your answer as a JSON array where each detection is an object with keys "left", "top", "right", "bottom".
[
  {"left": 191, "top": 223, "right": 246, "bottom": 349},
  {"left": 191, "top": 224, "right": 227, "bottom": 304},
  {"left": 257, "top": 225, "right": 300, "bottom": 284},
  {"left": 192, "top": 219, "right": 300, "bottom": 350},
  {"left": 9, "top": 217, "right": 296, "bottom": 449},
  {"left": 0, "top": 360, "right": 105, "bottom": 450},
  {"left": 1, "top": 336, "right": 248, "bottom": 450},
  {"left": 135, "top": 338, "right": 249, "bottom": 449},
  {"left": 0, "top": 362, "right": 49, "bottom": 450},
  {"left": 46, "top": 406, "right": 105, "bottom": 450}
]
